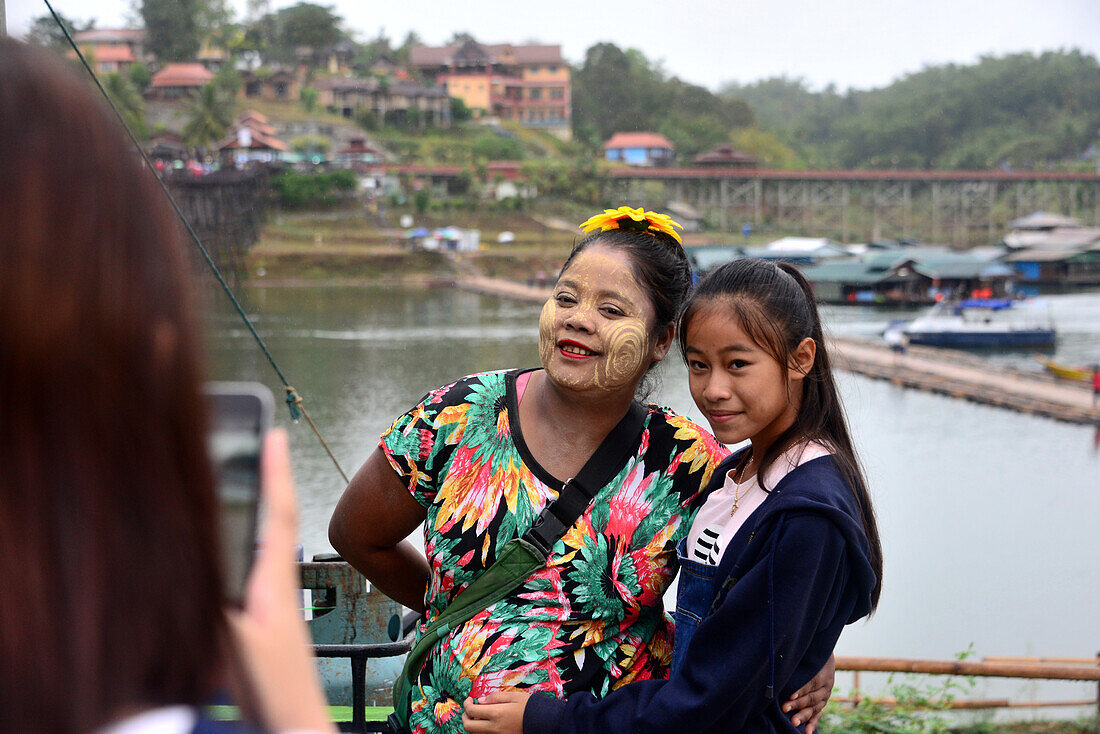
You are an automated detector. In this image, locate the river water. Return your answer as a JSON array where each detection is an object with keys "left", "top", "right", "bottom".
[{"left": 207, "top": 284, "right": 1100, "bottom": 717}]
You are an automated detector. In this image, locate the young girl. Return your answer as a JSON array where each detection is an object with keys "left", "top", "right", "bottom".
[{"left": 463, "top": 257, "right": 883, "bottom": 734}]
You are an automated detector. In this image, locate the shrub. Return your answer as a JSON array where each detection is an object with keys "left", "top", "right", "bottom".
[
  {"left": 270, "top": 170, "right": 357, "bottom": 208},
  {"left": 472, "top": 132, "right": 525, "bottom": 161},
  {"left": 128, "top": 61, "right": 151, "bottom": 90}
]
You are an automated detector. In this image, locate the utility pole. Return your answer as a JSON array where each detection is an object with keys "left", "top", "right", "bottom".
[{"left": 1, "top": 0, "right": 7, "bottom": 37}]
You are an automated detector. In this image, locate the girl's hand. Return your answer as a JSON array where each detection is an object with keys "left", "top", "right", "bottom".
[
  {"left": 781, "top": 653, "right": 835, "bottom": 733},
  {"left": 226, "top": 429, "right": 337, "bottom": 733},
  {"left": 462, "top": 691, "right": 531, "bottom": 734}
]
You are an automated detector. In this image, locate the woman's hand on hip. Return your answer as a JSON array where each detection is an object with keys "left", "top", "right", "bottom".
[{"left": 782, "top": 653, "right": 835, "bottom": 733}]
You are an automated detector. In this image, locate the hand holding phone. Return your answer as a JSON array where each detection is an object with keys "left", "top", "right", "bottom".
[
  {"left": 205, "top": 382, "right": 274, "bottom": 605},
  {"left": 226, "top": 428, "right": 337, "bottom": 733}
]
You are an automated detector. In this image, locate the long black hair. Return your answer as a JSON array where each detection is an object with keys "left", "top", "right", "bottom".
[{"left": 679, "top": 257, "right": 882, "bottom": 610}]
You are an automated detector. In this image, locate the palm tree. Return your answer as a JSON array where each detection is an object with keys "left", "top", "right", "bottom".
[
  {"left": 182, "top": 82, "right": 236, "bottom": 152},
  {"left": 102, "top": 73, "right": 148, "bottom": 140}
]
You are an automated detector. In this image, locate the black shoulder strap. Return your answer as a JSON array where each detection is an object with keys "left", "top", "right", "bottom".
[{"left": 524, "top": 400, "right": 647, "bottom": 557}]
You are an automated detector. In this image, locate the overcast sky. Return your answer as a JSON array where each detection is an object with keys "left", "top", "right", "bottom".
[{"left": 8, "top": 0, "right": 1100, "bottom": 91}]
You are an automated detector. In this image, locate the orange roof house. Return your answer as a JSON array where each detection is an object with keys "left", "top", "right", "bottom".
[
  {"left": 603, "top": 132, "right": 674, "bottom": 166},
  {"left": 73, "top": 28, "right": 147, "bottom": 63},
  {"left": 149, "top": 63, "right": 214, "bottom": 98},
  {"left": 217, "top": 112, "right": 288, "bottom": 165},
  {"left": 67, "top": 44, "right": 136, "bottom": 75}
]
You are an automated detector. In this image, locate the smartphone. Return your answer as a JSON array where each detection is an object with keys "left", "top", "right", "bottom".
[{"left": 204, "top": 382, "right": 274, "bottom": 606}]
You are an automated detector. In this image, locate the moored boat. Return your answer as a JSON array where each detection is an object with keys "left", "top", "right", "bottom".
[
  {"left": 1035, "top": 355, "right": 1094, "bottom": 382},
  {"left": 902, "top": 298, "right": 1056, "bottom": 349}
]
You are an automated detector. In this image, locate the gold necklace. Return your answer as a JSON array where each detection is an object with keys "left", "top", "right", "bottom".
[{"left": 729, "top": 454, "right": 755, "bottom": 517}]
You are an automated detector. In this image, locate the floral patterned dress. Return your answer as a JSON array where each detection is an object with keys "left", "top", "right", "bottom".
[{"left": 380, "top": 369, "right": 728, "bottom": 733}]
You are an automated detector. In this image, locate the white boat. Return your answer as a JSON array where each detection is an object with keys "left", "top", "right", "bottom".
[{"left": 902, "top": 298, "right": 1056, "bottom": 348}]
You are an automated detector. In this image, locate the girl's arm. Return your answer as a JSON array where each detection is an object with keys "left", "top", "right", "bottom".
[
  {"left": 468, "top": 513, "right": 858, "bottom": 734},
  {"left": 328, "top": 447, "right": 429, "bottom": 612}
]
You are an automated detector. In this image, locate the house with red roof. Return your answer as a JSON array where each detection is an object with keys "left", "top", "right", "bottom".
[
  {"left": 73, "top": 28, "right": 148, "bottom": 64},
  {"left": 217, "top": 111, "right": 288, "bottom": 166},
  {"left": 67, "top": 43, "right": 136, "bottom": 76},
  {"left": 603, "top": 132, "right": 674, "bottom": 167},
  {"left": 149, "top": 63, "right": 214, "bottom": 98}
]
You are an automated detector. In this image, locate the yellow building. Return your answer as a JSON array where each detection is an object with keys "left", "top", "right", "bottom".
[{"left": 410, "top": 40, "right": 571, "bottom": 140}]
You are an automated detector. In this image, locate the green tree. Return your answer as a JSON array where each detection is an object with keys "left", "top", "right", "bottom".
[
  {"left": 450, "top": 96, "right": 472, "bottom": 122},
  {"left": 572, "top": 42, "right": 754, "bottom": 162},
  {"left": 730, "top": 128, "right": 804, "bottom": 168},
  {"left": 276, "top": 3, "right": 344, "bottom": 52},
  {"left": 572, "top": 43, "right": 661, "bottom": 141},
  {"left": 213, "top": 64, "right": 242, "bottom": 96},
  {"left": 182, "top": 82, "right": 236, "bottom": 150},
  {"left": 300, "top": 87, "right": 319, "bottom": 112},
  {"left": 353, "top": 30, "right": 392, "bottom": 70},
  {"left": 128, "top": 61, "right": 152, "bottom": 91},
  {"left": 25, "top": 12, "right": 95, "bottom": 48},
  {"left": 142, "top": 0, "right": 202, "bottom": 61},
  {"left": 722, "top": 51, "right": 1100, "bottom": 170},
  {"left": 394, "top": 30, "right": 422, "bottom": 66},
  {"left": 448, "top": 31, "right": 476, "bottom": 45},
  {"left": 197, "top": 0, "right": 235, "bottom": 47},
  {"left": 103, "top": 72, "right": 147, "bottom": 139}
]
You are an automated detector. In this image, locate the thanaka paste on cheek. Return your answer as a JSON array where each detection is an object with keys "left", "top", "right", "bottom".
[
  {"left": 538, "top": 298, "right": 555, "bottom": 370},
  {"left": 596, "top": 318, "right": 649, "bottom": 390}
]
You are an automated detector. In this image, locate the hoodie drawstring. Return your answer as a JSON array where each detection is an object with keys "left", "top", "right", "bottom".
[{"left": 764, "top": 515, "right": 783, "bottom": 700}]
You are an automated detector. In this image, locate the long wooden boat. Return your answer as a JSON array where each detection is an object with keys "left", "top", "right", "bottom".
[{"left": 1035, "top": 356, "right": 1093, "bottom": 382}]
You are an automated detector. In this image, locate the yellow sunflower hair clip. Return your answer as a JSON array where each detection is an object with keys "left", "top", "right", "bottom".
[{"left": 579, "top": 206, "right": 684, "bottom": 245}]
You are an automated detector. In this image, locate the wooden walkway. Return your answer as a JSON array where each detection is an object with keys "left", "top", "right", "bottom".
[{"left": 456, "top": 277, "right": 1100, "bottom": 426}]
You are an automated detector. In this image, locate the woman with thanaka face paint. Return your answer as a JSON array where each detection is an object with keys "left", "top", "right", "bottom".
[{"left": 329, "top": 209, "right": 835, "bottom": 734}]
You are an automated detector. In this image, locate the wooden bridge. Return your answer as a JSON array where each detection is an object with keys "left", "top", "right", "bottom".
[
  {"left": 602, "top": 167, "right": 1100, "bottom": 246},
  {"left": 164, "top": 167, "right": 272, "bottom": 279}
]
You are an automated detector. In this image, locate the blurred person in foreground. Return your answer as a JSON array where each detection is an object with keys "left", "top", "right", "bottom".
[{"left": 0, "top": 37, "right": 335, "bottom": 734}]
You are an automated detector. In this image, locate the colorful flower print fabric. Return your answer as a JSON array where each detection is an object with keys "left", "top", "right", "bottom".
[{"left": 380, "top": 369, "right": 728, "bottom": 734}]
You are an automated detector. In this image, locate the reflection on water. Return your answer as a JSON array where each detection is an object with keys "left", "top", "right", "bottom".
[{"left": 207, "top": 284, "right": 1100, "bottom": 714}]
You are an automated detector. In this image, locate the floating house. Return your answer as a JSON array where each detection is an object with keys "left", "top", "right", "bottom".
[
  {"left": 801, "top": 248, "right": 1015, "bottom": 304},
  {"left": 1000, "top": 212, "right": 1100, "bottom": 287}
]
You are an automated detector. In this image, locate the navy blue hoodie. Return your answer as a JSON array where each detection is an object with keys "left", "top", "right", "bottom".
[{"left": 525, "top": 451, "right": 877, "bottom": 734}]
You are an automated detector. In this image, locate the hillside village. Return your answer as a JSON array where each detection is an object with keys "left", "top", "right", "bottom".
[{"left": 30, "top": 6, "right": 1100, "bottom": 291}]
